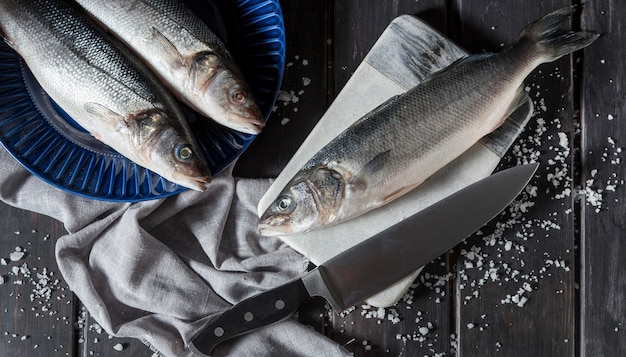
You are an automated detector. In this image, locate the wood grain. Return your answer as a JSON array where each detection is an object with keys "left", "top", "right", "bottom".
[
  {"left": 0, "top": 205, "right": 76, "bottom": 356},
  {"left": 233, "top": 0, "right": 333, "bottom": 178},
  {"left": 453, "top": 1, "right": 578, "bottom": 356},
  {"left": 0, "top": 1, "right": 625, "bottom": 356},
  {"left": 328, "top": 1, "right": 454, "bottom": 356},
  {"left": 580, "top": 1, "right": 626, "bottom": 356}
]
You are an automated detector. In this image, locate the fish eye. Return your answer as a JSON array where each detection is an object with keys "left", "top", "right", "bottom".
[
  {"left": 174, "top": 143, "right": 195, "bottom": 163},
  {"left": 229, "top": 86, "right": 248, "bottom": 105},
  {"left": 276, "top": 195, "right": 295, "bottom": 213}
]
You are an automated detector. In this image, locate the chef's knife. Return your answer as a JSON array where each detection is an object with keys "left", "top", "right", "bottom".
[{"left": 189, "top": 163, "right": 538, "bottom": 355}]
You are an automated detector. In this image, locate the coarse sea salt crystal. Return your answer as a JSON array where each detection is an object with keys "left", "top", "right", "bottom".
[
  {"left": 9, "top": 252, "right": 25, "bottom": 262},
  {"left": 10, "top": 250, "right": 25, "bottom": 262}
]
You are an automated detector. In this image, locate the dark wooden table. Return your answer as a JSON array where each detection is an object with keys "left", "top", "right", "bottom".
[{"left": 1, "top": 1, "right": 625, "bottom": 356}]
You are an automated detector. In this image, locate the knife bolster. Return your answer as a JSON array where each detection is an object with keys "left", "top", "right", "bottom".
[{"left": 302, "top": 268, "right": 344, "bottom": 312}]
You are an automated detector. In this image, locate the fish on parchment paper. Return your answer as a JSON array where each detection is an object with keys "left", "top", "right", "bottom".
[
  {"left": 0, "top": 0, "right": 211, "bottom": 191},
  {"left": 258, "top": 6, "right": 599, "bottom": 236},
  {"left": 75, "top": 0, "right": 265, "bottom": 135}
]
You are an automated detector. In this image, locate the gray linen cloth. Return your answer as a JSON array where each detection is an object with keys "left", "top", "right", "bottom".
[{"left": 0, "top": 145, "right": 349, "bottom": 356}]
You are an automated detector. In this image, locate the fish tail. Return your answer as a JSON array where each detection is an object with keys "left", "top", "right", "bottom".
[{"left": 519, "top": 6, "right": 599, "bottom": 62}]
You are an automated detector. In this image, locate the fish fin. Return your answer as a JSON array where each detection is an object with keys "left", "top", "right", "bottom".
[
  {"left": 382, "top": 183, "right": 419, "bottom": 205},
  {"left": 423, "top": 53, "right": 493, "bottom": 82},
  {"left": 149, "top": 27, "right": 185, "bottom": 67},
  {"left": 519, "top": 6, "right": 600, "bottom": 62},
  {"left": 0, "top": 29, "right": 17, "bottom": 51},
  {"left": 349, "top": 150, "right": 391, "bottom": 191},
  {"left": 508, "top": 85, "right": 530, "bottom": 116},
  {"left": 491, "top": 85, "right": 530, "bottom": 132},
  {"left": 455, "top": 53, "right": 493, "bottom": 64},
  {"left": 84, "top": 102, "right": 130, "bottom": 133}
]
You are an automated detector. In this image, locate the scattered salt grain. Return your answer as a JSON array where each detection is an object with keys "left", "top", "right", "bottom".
[
  {"left": 281, "top": 118, "right": 291, "bottom": 125},
  {"left": 10, "top": 247, "right": 25, "bottom": 262},
  {"left": 113, "top": 343, "right": 124, "bottom": 351}
]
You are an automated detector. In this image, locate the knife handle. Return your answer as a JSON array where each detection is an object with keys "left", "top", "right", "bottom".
[{"left": 189, "top": 278, "right": 311, "bottom": 356}]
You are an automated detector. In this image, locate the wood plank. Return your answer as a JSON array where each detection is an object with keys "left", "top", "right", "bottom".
[
  {"left": 234, "top": 0, "right": 334, "bottom": 178},
  {"left": 233, "top": 0, "right": 336, "bottom": 346},
  {"left": 327, "top": 1, "right": 455, "bottom": 356},
  {"left": 452, "top": 2, "right": 578, "bottom": 356},
  {"left": 0, "top": 205, "right": 76, "bottom": 356},
  {"left": 79, "top": 309, "right": 154, "bottom": 356},
  {"left": 580, "top": 1, "right": 626, "bottom": 355},
  {"left": 332, "top": 0, "right": 449, "bottom": 91}
]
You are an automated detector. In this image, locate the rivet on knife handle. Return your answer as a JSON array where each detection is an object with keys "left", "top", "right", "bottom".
[{"left": 189, "top": 278, "right": 311, "bottom": 356}]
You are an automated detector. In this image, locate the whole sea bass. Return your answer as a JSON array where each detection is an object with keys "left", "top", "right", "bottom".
[
  {"left": 259, "top": 7, "right": 598, "bottom": 236},
  {"left": 0, "top": 0, "right": 211, "bottom": 191},
  {"left": 75, "top": 0, "right": 265, "bottom": 135}
]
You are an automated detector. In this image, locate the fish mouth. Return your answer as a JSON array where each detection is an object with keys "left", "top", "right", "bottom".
[
  {"left": 172, "top": 172, "right": 211, "bottom": 191},
  {"left": 258, "top": 224, "right": 286, "bottom": 237},
  {"left": 257, "top": 216, "right": 292, "bottom": 236},
  {"left": 227, "top": 111, "right": 265, "bottom": 135}
]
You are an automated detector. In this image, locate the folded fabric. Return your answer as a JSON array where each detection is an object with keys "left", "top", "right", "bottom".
[{"left": 0, "top": 145, "right": 349, "bottom": 356}]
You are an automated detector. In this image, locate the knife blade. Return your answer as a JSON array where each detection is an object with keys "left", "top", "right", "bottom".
[{"left": 189, "top": 163, "right": 538, "bottom": 355}]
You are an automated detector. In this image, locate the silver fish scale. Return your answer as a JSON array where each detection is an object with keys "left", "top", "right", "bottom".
[
  {"left": 140, "top": 0, "right": 227, "bottom": 55},
  {"left": 33, "top": 0, "right": 167, "bottom": 106},
  {"left": 303, "top": 56, "right": 508, "bottom": 190},
  {"left": 2, "top": 0, "right": 188, "bottom": 121}
]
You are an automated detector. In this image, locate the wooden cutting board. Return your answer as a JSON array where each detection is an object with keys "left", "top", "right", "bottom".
[{"left": 258, "top": 15, "right": 532, "bottom": 307}]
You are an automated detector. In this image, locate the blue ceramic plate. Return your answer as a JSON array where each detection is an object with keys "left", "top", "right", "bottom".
[{"left": 0, "top": 0, "right": 285, "bottom": 201}]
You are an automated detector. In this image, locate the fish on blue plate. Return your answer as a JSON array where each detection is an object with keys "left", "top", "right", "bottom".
[
  {"left": 75, "top": 0, "right": 266, "bottom": 135},
  {"left": 0, "top": 0, "right": 212, "bottom": 191}
]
